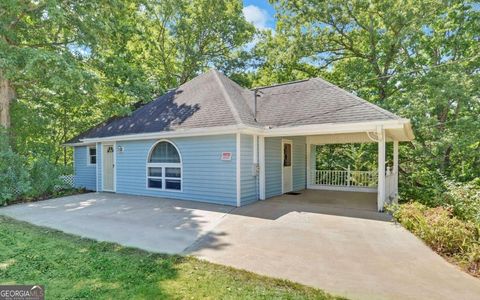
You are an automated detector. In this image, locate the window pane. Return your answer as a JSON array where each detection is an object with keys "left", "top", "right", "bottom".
[
  {"left": 148, "top": 178, "right": 162, "bottom": 189},
  {"left": 90, "top": 156, "right": 96, "bottom": 164},
  {"left": 283, "top": 143, "right": 291, "bottom": 167},
  {"left": 165, "top": 167, "right": 181, "bottom": 178},
  {"left": 148, "top": 167, "right": 162, "bottom": 177},
  {"left": 165, "top": 179, "right": 181, "bottom": 190},
  {"left": 150, "top": 142, "right": 180, "bottom": 163},
  {"left": 89, "top": 147, "right": 96, "bottom": 156}
]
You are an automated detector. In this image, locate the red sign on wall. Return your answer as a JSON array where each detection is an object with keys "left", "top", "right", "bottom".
[{"left": 221, "top": 152, "right": 232, "bottom": 161}]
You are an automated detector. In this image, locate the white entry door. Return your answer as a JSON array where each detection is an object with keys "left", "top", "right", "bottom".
[
  {"left": 282, "top": 140, "right": 293, "bottom": 193},
  {"left": 103, "top": 144, "right": 115, "bottom": 192}
]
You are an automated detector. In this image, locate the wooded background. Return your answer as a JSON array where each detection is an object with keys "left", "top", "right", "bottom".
[{"left": 1, "top": 0, "right": 478, "bottom": 201}]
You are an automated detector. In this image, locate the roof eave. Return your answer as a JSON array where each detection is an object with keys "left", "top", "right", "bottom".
[
  {"left": 262, "top": 119, "right": 413, "bottom": 139},
  {"left": 66, "top": 119, "right": 414, "bottom": 146},
  {"left": 77, "top": 124, "right": 257, "bottom": 144}
]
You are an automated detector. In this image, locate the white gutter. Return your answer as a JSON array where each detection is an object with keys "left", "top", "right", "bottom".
[
  {"left": 63, "top": 141, "right": 97, "bottom": 147},
  {"left": 79, "top": 125, "right": 258, "bottom": 144}
]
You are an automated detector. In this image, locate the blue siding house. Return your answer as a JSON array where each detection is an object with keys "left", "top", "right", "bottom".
[{"left": 67, "top": 69, "right": 414, "bottom": 210}]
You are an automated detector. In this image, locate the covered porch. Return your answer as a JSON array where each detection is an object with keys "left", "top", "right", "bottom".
[
  {"left": 306, "top": 131, "right": 403, "bottom": 211},
  {"left": 257, "top": 121, "right": 414, "bottom": 212},
  {"left": 304, "top": 125, "right": 410, "bottom": 211}
]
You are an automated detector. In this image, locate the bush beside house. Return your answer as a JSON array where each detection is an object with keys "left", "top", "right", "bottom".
[
  {"left": 0, "top": 131, "right": 81, "bottom": 205},
  {"left": 389, "top": 179, "right": 480, "bottom": 277}
]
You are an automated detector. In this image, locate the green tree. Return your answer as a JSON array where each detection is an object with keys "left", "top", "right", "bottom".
[
  {"left": 2, "top": 0, "right": 254, "bottom": 165},
  {"left": 1, "top": 0, "right": 139, "bottom": 162}
]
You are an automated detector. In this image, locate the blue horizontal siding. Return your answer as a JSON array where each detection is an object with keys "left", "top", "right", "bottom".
[
  {"left": 292, "top": 136, "right": 306, "bottom": 190},
  {"left": 74, "top": 146, "right": 96, "bottom": 191},
  {"left": 240, "top": 134, "right": 257, "bottom": 205},
  {"left": 265, "top": 136, "right": 306, "bottom": 198},
  {"left": 265, "top": 137, "right": 282, "bottom": 198},
  {"left": 115, "top": 135, "right": 237, "bottom": 206}
]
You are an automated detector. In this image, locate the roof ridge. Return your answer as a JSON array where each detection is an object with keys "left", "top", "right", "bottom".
[
  {"left": 212, "top": 70, "right": 244, "bottom": 126},
  {"left": 312, "top": 78, "right": 399, "bottom": 119},
  {"left": 251, "top": 79, "right": 310, "bottom": 90}
]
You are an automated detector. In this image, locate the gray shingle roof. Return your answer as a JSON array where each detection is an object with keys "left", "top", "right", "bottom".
[
  {"left": 255, "top": 77, "right": 400, "bottom": 127},
  {"left": 68, "top": 69, "right": 402, "bottom": 143}
]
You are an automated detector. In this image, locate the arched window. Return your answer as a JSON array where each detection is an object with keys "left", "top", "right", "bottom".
[{"left": 147, "top": 141, "right": 182, "bottom": 191}]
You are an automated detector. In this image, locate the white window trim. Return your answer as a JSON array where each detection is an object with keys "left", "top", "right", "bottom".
[
  {"left": 146, "top": 140, "right": 183, "bottom": 192},
  {"left": 87, "top": 145, "right": 97, "bottom": 166}
]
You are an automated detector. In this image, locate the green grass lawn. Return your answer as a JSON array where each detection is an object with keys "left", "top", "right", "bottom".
[{"left": 0, "top": 216, "right": 343, "bottom": 299}]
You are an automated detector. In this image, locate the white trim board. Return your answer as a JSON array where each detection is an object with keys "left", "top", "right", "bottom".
[
  {"left": 70, "top": 119, "right": 413, "bottom": 145},
  {"left": 258, "top": 136, "right": 266, "bottom": 200},
  {"left": 113, "top": 141, "right": 117, "bottom": 192}
]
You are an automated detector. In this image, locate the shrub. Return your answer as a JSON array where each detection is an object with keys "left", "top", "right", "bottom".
[
  {"left": 28, "top": 157, "right": 67, "bottom": 198},
  {"left": 0, "top": 149, "right": 30, "bottom": 205},
  {"left": 390, "top": 202, "right": 480, "bottom": 276},
  {"left": 0, "top": 132, "right": 30, "bottom": 204},
  {"left": 442, "top": 179, "right": 480, "bottom": 225}
]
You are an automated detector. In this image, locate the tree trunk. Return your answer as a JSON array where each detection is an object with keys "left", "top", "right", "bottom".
[{"left": 0, "top": 70, "right": 15, "bottom": 128}]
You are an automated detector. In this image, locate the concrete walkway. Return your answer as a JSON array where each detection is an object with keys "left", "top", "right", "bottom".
[{"left": 2, "top": 192, "right": 480, "bottom": 299}]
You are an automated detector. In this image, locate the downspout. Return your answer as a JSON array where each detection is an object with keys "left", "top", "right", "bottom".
[{"left": 254, "top": 88, "right": 258, "bottom": 122}]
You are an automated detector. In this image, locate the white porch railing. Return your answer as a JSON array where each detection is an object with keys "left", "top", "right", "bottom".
[
  {"left": 312, "top": 166, "right": 398, "bottom": 202},
  {"left": 314, "top": 166, "right": 378, "bottom": 188}
]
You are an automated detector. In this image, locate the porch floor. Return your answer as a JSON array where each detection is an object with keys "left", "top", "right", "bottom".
[{"left": 284, "top": 189, "right": 377, "bottom": 211}]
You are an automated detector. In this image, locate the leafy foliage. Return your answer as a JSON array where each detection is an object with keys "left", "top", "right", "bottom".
[
  {"left": 390, "top": 202, "right": 480, "bottom": 276},
  {"left": 1, "top": 0, "right": 254, "bottom": 165},
  {"left": 315, "top": 144, "right": 377, "bottom": 171},
  {"left": 28, "top": 157, "right": 67, "bottom": 198},
  {"left": 441, "top": 179, "right": 480, "bottom": 225},
  {"left": 0, "top": 129, "right": 74, "bottom": 204},
  {"left": 0, "top": 131, "right": 29, "bottom": 204}
]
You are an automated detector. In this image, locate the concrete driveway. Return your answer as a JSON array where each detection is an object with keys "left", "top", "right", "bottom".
[
  {"left": 0, "top": 193, "right": 233, "bottom": 254},
  {"left": 2, "top": 192, "right": 480, "bottom": 300}
]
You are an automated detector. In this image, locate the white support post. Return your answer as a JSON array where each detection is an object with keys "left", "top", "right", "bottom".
[
  {"left": 253, "top": 135, "right": 258, "bottom": 165},
  {"left": 377, "top": 127, "right": 386, "bottom": 211},
  {"left": 306, "top": 141, "right": 311, "bottom": 188},
  {"left": 236, "top": 133, "right": 241, "bottom": 207},
  {"left": 259, "top": 136, "right": 266, "bottom": 200},
  {"left": 393, "top": 140, "right": 399, "bottom": 202}
]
